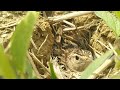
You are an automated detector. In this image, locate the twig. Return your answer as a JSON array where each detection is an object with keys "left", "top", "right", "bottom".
[
  {"left": 88, "top": 56, "right": 114, "bottom": 79},
  {"left": 27, "top": 52, "right": 43, "bottom": 79},
  {"left": 0, "top": 20, "right": 21, "bottom": 29},
  {"left": 63, "top": 23, "right": 93, "bottom": 31},
  {"left": 77, "top": 25, "right": 85, "bottom": 29},
  {"left": 29, "top": 51, "right": 50, "bottom": 74},
  {"left": 105, "top": 68, "right": 113, "bottom": 79},
  {"left": 63, "top": 20, "right": 75, "bottom": 28},
  {"left": 48, "top": 11, "right": 94, "bottom": 22},
  {"left": 97, "top": 40, "right": 111, "bottom": 50},
  {"left": 37, "top": 34, "right": 48, "bottom": 54},
  {"left": 89, "top": 45, "right": 102, "bottom": 56},
  {"left": 4, "top": 32, "right": 13, "bottom": 53},
  {"left": 63, "top": 27, "right": 77, "bottom": 31},
  {"left": 108, "top": 42, "right": 118, "bottom": 56},
  {"left": 30, "top": 38, "right": 38, "bottom": 50}
]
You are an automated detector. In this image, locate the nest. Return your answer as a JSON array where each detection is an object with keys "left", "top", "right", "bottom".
[
  {"left": 0, "top": 11, "right": 117, "bottom": 79},
  {"left": 29, "top": 11, "right": 116, "bottom": 79}
]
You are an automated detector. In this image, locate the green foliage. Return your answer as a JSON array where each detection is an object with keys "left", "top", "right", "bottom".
[
  {"left": 49, "top": 62, "right": 58, "bottom": 79},
  {"left": 80, "top": 50, "right": 113, "bottom": 79},
  {"left": 113, "top": 11, "right": 120, "bottom": 20},
  {"left": 0, "top": 11, "right": 39, "bottom": 79},
  {"left": 95, "top": 11, "right": 120, "bottom": 38},
  {"left": 93, "top": 11, "right": 120, "bottom": 79},
  {"left": 24, "top": 59, "right": 34, "bottom": 79},
  {"left": 9, "top": 11, "right": 39, "bottom": 73},
  {"left": 114, "top": 56, "right": 120, "bottom": 69},
  {"left": 110, "top": 74, "right": 120, "bottom": 79},
  {"left": 0, "top": 44, "right": 16, "bottom": 79}
]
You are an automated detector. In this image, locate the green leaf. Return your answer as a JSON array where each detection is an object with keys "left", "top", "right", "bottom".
[
  {"left": 114, "top": 57, "right": 120, "bottom": 70},
  {"left": 49, "top": 62, "right": 58, "bottom": 79},
  {"left": 0, "top": 44, "right": 16, "bottom": 79},
  {"left": 80, "top": 50, "right": 113, "bottom": 79},
  {"left": 110, "top": 74, "right": 120, "bottom": 79},
  {"left": 113, "top": 11, "right": 120, "bottom": 20},
  {"left": 95, "top": 11, "right": 120, "bottom": 37},
  {"left": 24, "top": 59, "right": 34, "bottom": 79},
  {"left": 9, "top": 11, "right": 39, "bottom": 73}
]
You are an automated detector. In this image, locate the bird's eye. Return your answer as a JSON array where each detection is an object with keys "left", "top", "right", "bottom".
[{"left": 75, "top": 55, "right": 79, "bottom": 60}]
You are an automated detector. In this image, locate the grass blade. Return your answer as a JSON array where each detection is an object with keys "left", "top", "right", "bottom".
[
  {"left": 113, "top": 11, "right": 120, "bottom": 20},
  {"left": 49, "top": 62, "right": 58, "bottom": 79},
  {"left": 24, "top": 58, "right": 34, "bottom": 79},
  {"left": 9, "top": 11, "right": 39, "bottom": 73},
  {"left": 0, "top": 44, "right": 16, "bottom": 79},
  {"left": 110, "top": 74, "right": 120, "bottom": 79},
  {"left": 80, "top": 50, "right": 113, "bottom": 79},
  {"left": 95, "top": 11, "right": 120, "bottom": 37}
]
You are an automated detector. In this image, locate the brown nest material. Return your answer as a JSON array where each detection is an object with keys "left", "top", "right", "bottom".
[
  {"left": 28, "top": 11, "right": 116, "bottom": 79},
  {"left": 0, "top": 11, "right": 116, "bottom": 79}
]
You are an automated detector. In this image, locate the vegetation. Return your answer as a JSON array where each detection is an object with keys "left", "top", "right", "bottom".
[{"left": 0, "top": 11, "right": 39, "bottom": 79}]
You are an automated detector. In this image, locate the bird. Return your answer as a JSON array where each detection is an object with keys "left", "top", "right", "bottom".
[{"left": 65, "top": 48, "right": 93, "bottom": 72}]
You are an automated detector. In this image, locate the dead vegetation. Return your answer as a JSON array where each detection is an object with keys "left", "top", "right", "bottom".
[{"left": 0, "top": 11, "right": 118, "bottom": 79}]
